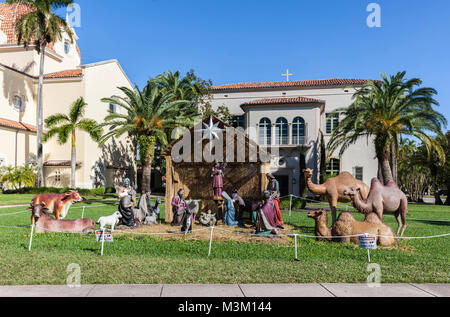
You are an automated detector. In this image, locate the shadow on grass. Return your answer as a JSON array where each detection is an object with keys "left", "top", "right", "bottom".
[{"left": 410, "top": 219, "right": 450, "bottom": 226}]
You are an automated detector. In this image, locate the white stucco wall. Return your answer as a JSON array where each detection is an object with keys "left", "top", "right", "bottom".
[{"left": 210, "top": 85, "right": 379, "bottom": 190}]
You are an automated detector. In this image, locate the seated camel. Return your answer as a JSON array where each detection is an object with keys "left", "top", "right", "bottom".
[
  {"left": 344, "top": 178, "right": 408, "bottom": 236},
  {"left": 302, "top": 168, "right": 370, "bottom": 225},
  {"left": 308, "top": 209, "right": 397, "bottom": 246}
]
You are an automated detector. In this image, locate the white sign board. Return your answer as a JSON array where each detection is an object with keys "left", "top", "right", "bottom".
[
  {"left": 96, "top": 230, "right": 113, "bottom": 243},
  {"left": 359, "top": 235, "right": 377, "bottom": 250}
]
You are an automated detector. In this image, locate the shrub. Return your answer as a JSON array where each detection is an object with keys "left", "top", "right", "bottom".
[
  {"left": 105, "top": 187, "right": 116, "bottom": 194},
  {"left": 2, "top": 186, "right": 107, "bottom": 196},
  {"left": 89, "top": 187, "right": 105, "bottom": 196},
  {"left": 0, "top": 165, "right": 37, "bottom": 190},
  {"left": 279, "top": 196, "right": 307, "bottom": 210}
]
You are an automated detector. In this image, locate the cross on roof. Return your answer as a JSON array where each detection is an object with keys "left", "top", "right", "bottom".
[{"left": 282, "top": 69, "right": 293, "bottom": 82}]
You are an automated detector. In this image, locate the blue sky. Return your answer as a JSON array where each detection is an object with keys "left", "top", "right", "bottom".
[{"left": 55, "top": 0, "right": 450, "bottom": 123}]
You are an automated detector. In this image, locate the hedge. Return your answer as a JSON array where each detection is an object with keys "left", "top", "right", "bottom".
[
  {"left": 279, "top": 196, "right": 307, "bottom": 210},
  {"left": 2, "top": 187, "right": 116, "bottom": 196}
]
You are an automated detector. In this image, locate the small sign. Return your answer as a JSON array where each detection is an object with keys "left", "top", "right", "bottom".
[
  {"left": 96, "top": 230, "right": 113, "bottom": 242},
  {"left": 359, "top": 235, "right": 377, "bottom": 249}
]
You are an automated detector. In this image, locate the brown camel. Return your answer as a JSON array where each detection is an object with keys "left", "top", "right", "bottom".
[
  {"left": 307, "top": 209, "right": 332, "bottom": 241},
  {"left": 344, "top": 178, "right": 408, "bottom": 236},
  {"left": 332, "top": 211, "right": 397, "bottom": 246},
  {"left": 302, "top": 168, "right": 370, "bottom": 225},
  {"left": 308, "top": 209, "right": 397, "bottom": 246}
]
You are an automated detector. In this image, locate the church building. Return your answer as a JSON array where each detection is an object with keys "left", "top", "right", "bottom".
[
  {"left": 210, "top": 76, "right": 378, "bottom": 196},
  {"left": 0, "top": 3, "right": 135, "bottom": 189}
]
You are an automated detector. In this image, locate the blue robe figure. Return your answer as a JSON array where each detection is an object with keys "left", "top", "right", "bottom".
[{"left": 222, "top": 192, "right": 241, "bottom": 226}]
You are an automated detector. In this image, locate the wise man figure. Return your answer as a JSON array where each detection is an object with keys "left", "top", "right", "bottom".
[
  {"left": 267, "top": 173, "right": 284, "bottom": 229},
  {"left": 171, "top": 189, "right": 187, "bottom": 226},
  {"left": 255, "top": 190, "right": 278, "bottom": 235},
  {"left": 211, "top": 161, "right": 225, "bottom": 198}
]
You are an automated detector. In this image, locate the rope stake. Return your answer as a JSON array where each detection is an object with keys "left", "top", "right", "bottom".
[
  {"left": 28, "top": 223, "right": 34, "bottom": 252},
  {"left": 208, "top": 226, "right": 214, "bottom": 257}
]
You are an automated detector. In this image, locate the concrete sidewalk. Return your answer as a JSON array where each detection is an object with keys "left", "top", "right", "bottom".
[{"left": 0, "top": 283, "right": 448, "bottom": 297}]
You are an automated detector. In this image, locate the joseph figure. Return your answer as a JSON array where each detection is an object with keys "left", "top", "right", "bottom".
[{"left": 267, "top": 174, "right": 284, "bottom": 229}]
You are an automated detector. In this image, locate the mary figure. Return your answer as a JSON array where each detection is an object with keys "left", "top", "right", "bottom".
[{"left": 118, "top": 178, "right": 137, "bottom": 228}]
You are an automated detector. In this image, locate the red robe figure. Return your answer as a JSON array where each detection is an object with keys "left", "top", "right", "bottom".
[
  {"left": 267, "top": 173, "right": 284, "bottom": 229},
  {"left": 212, "top": 162, "right": 225, "bottom": 197}
]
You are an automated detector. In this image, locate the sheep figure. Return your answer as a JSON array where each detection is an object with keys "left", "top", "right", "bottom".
[{"left": 98, "top": 211, "right": 122, "bottom": 232}]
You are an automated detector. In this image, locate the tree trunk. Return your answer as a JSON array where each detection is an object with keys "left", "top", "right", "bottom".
[
  {"left": 71, "top": 130, "right": 76, "bottom": 189},
  {"left": 377, "top": 160, "right": 384, "bottom": 184},
  {"left": 141, "top": 159, "right": 152, "bottom": 194},
  {"left": 139, "top": 135, "right": 156, "bottom": 194},
  {"left": 379, "top": 152, "right": 393, "bottom": 185},
  {"left": 444, "top": 180, "right": 450, "bottom": 205},
  {"left": 36, "top": 44, "right": 46, "bottom": 187},
  {"left": 391, "top": 142, "right": 398, "bottom": 183}
]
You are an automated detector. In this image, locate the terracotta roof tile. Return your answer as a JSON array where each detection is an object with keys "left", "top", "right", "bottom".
[
  {"left": 212, "top": 79, "right": 372, "bottom": 91},
  {"left": 44, "top": 160, "right": 81, "bottom": 167},
  {"left": 44, "top": 69, "right": 83, "bottom": 79},
  {"left": 0, "top": 3, "right": 77, "bottom": 55},
  {"left": 242, "top": 96, "right": 325, "bottom": 106},
  {"left": 0, "top": 3, "right": 35, "bottom": 44},
  {"left": 0, "top": 117, "right": 36, "bottom": 132}
]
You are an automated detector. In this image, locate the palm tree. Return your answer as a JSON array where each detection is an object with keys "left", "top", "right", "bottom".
[
  {"left": 328, "top": 71, "right": 447, "bottom": 184},
  {"left": 153, "top": 70, "right": 204, "bottom": 102},
  {"left": 7, "top": 0, "right": 75, "bottom": 187},
  {"left": 42, "top": 97, "right": 102, "bottom": 188},
  {"left": 100, "top": 83, "right": 192, "bottom": 193}
]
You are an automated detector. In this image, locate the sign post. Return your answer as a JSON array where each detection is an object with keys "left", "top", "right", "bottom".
[
  {"left": 96, "top": 229, "right": 113, "bottom": 256},
  {"left": 288, "top": 195, "right": 293, "bottom": 225},
  {"left": 358, "top": 234, "right": 377, "bottom": 262}
]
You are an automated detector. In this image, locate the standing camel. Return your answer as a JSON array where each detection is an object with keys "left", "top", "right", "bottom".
[
  {"left": 344, "top": 178, "right": 408, "bottom": 236},
  {"left": 302, "top": 168, "right": 370, "bottom": 225}
]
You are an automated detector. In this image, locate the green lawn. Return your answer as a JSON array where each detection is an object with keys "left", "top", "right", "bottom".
[{"left": 0, "top": 198, "right": 448, "bottom": 285}]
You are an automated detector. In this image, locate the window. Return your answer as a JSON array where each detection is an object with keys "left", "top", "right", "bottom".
[
  {"left": 64, "top": 40, "right": 71, "bottom": 55},
  {"left": 275, "top": 117, "right": 288, "bottom": 145},
  {"left": 354, "top": 166, "right": 363, "bottom": 181},
  {"left": 12, "top": 95, "right": 25, "bottom": 112},
  {"left": 109, "top": 103, "right": 117, "bottom": 113},
  {"left": 326, "top": 158, "right": 340, "bottom": 176},
  {"left": 259, "top": 118, "right": 271, "bottom": 145},
  {"left": 0, "top": 154, "right": 6, "bottom": 168},
  {"left": 55, "top": 170, "right": 61, "bottom": 183},
  {"left": 326, "top": 113, "right": 339, "bottom": 134},
  {"left": 232, "top": 115, "right": 245, "bottom": 129},
  {"left": 292, "top": 117, "right": 306, "bottom": 145}
]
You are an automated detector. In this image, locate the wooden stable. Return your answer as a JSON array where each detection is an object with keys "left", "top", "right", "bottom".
[{"left": 163, "top": 116, "right": 270, "bottom": 223}]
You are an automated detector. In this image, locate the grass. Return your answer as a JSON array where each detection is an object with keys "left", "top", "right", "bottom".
[{"left": 0, "top": 197, "right": 449, "bottom": 285}]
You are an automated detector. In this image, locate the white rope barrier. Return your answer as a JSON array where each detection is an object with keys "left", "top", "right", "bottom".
[
  {"left": 0, "top": 210, "right": 30, "bottom": 217},
  {"left": 279, "top": 194, "right": 354, "bottom": 211}
]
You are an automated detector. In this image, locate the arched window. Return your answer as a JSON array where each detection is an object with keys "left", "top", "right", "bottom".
[
  {"left": 259, "top": 118, "right": 271, "bottom": 145},
  {"left": 275, "top": 117, "right": 288, "bottom": 145},
  {"left": 292, "top": 117, "right": 305, "bottom": 145}
]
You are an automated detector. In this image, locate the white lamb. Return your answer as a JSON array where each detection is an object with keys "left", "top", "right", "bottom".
[{"left": 97, "top": 211, "right": 122, "bottom": 231}]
